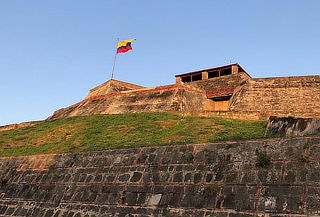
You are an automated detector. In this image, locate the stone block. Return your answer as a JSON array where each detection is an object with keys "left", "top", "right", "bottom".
[{"left": 147, "top": 194, "right": 162, "bottom": 206}]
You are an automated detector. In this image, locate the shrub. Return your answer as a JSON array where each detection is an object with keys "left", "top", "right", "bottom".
[{"left": 256, "top": 150, "right": 271, "bottom": 168}]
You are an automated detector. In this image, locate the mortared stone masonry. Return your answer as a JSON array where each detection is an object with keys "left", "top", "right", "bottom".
[{"left": 0, "top": 136, "right": 320, "bottom": 216}]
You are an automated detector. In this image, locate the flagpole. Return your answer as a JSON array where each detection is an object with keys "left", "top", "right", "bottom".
[{"left": 111, "top": 38, "right": 119, "bottom": 80}]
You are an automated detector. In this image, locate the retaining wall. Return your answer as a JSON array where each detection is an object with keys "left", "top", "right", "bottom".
[
  {"left": 0, "top": 136, "right": 320, "bottom": 216},
  {"left": 265, "top": 116, "right": 320, "bottom": 137}
]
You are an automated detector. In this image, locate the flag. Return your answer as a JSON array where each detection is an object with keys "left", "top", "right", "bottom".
[{"left": 117, "top": 39, "right": 135, "bottom": 54}]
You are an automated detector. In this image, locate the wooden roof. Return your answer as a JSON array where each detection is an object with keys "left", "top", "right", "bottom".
[{"left": 175, "top": 63, "right": 251, "bottom": 78}]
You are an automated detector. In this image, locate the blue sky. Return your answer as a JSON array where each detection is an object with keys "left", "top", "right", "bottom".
[{"left": 1, "top": 1, "right": 320, "bottom": 125}]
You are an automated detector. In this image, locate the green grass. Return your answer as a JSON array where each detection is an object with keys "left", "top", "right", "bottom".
[{"left": 0, "top": 113, "right": 267, "bottom": 157}]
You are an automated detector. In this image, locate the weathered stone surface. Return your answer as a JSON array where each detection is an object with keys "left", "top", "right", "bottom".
[
  {"left": 49, "top": 86, "right": 207, "bottom": 119},
  {"left": 185, "top": 72, "right": 250, "bottom": 93},
  {"left": 230, "top": 76, "right": 320, "bottom": 118},
  {"left": 265, "top": 116, "right": 320, "bottom": 137},
  {"left": 0, "top": 120, "right": 44, "bottom": 132},
  {"left": 47, "top": 72, "right": 320, "bottom": 121},
  {"left": 0, "top": 136, "right": 319, "bottom": 216},
  {"left": 85, "top": 79, "right": 145, "bottom": 99}
]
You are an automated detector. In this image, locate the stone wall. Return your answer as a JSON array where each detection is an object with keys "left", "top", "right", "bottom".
[
  {"left": 198, "top": 110, "right": 265, "bottom": 120},
  {"left": 85, "top": 80, "right": 145, "bottom": 99},
  {"left": 230, "top": 76, "right": 320, "bottom": 116},
  {"left": 0, "top": 121, "right": 44, "bottom": 132},
  {"left": 265, "top": 116, "right": 320, "bottom": 137},
  {"left": 49, "top": 86, "right": 206, "bottom": 119},
  {"left": 45, "top": 74, "right": 320, "bottom": 121},
  {"left": 184, "top": 72, "right": 250, "bottom": 94},
  {"left": 199, "top": 111, "right": 320, "bottom": 121},
  {"left": 0, "top": 136, "right": 320, "bottom": 216}
]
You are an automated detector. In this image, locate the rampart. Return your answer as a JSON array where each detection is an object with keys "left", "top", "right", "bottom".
[
  {"left": 48, "top": 71, "right": 320, "bottom": 121},
  {"left": 0, "top": 121, "right": 43, "bottom": 132},
  {"left": 49, "top": 84, "right": 206, "bottom": 119},
  {"left": 230, "top": 75, "right": 320, "bottom": 118},
  {"left": 2, "top": 64, "right": 319, "bottom": 130},
  {"left": 0, "top": 136, "right": 320, "bottom": 216}
]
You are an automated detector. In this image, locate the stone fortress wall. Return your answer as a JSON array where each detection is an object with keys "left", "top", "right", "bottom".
[
  {"left": 0, "top": 136, "right": 319, "bottom": 216},
  {"left": 229, "top": 75, "right": 320, "bottom": 118},
  {"left": 0, "top": 121, "right": 43, "bottom": 132},
  {"left": 1, "top": 64, "right": 320, "bottom": 216},
  {"left": 2, "top": 63, "right": 319, "bottom": 130},
  {"left": 190, "top": 74, "right": 320, "bottom": 120},
  {"left": 48, "top": 64, "right": 320, "bottom": 121},
  {"left": 48, "top": 82, "right": 207, "bottom": 120}
]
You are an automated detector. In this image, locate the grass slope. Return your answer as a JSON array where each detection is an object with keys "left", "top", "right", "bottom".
[{"left": 0, "top": 113, "right": 267, "bottom": 157}]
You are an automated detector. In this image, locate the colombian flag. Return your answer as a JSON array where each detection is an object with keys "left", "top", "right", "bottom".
[{"left": 117, "top": 39, "right": 135, "bottom": 54}]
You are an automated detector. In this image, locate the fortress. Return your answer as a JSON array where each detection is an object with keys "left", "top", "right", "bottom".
[
  {"left": 0, "top": 64, "right": 320, "bottom": 216},
  {"left": 49, "top": 63, "right": 320, "bottom": 120}
]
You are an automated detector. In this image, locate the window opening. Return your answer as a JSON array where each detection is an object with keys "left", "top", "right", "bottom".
[
  {"left": 208, "top": 70, "right": 220, "bottom": 78},
  {"left": 210, "top": 95, "right": 232, "bottom": 101},
  {"left": 181, "top": 76, "right": 191, "bottom": 83},
  {"left": 192, "top": 73, "right": 202, "bottom": 81},
  {"left": 220, "top": 68, "right": 232, "bottom": 76}
]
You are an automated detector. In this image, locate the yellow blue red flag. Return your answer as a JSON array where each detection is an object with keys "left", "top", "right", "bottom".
[{"left": 117, "top": 39, "right": 135, "bottom": 54}]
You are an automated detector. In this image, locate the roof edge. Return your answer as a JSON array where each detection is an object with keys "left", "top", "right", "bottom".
[{"left": 175, "top": 63, "right": 251, "bottom": 78}]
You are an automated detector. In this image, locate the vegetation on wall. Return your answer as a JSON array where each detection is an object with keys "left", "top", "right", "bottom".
[
  {"left": 0, "top": 113, "right": 267, "bottom": 157},
  {"left": 255, "top": 150, "right": 271, "bottom": 168}
]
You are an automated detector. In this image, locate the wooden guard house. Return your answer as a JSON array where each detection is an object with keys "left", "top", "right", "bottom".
[
  {"left": 175, "top": 64, "right": 249, "bottom": 84},
  {"left": 175, "top": 64, "right": 251, "bottom": 111}
]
